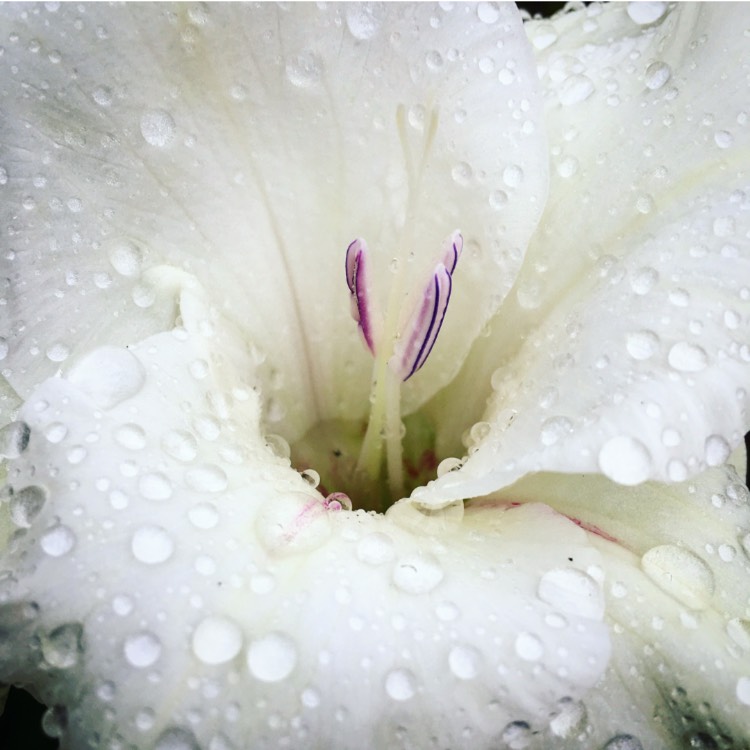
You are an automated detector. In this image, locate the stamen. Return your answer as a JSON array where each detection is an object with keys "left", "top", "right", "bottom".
[
  {"left": 390, "top": 231, "right": 463, "bottom": 381},
  {"left": 345, "top": 239, "right": 379, "bottom": 355}
]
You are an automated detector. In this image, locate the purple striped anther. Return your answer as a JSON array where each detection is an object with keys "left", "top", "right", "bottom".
[
  {"left": 345, "top": 238, "right": 378, "bottom": 356},
  {"left": 391, "top": 230, "right": 463, "bottom": 381}
]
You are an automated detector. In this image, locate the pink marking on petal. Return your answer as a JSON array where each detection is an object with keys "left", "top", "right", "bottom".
[
  {"left": 345, "top": 238, "right": 377, "bottom": 356},
  {"left": 441, "top": 230, "right": 463, "bottom": 275},
  {"left": 345, "top": 238, "right": 363, "bottom": 295}
]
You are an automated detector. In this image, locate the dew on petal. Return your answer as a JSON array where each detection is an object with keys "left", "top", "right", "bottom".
[
  {"left": 705, "top": 434, "right": 731, "bottom": 467},
  {"left": 40, "top": 623, "right": 82, "bottom": 669},
  {"left": 124, "top": 631, "right": 162, "bottom": 668},
  {"left": 598, "top": 436, "right": 652, "bottom": 485},
  {"left": 140, "top": 109, "right": 176, "bottom": 147},
  {"left": 644, "top": 61, "right": 671, "bottom": 90},
  {"left": 131, "top": 525, "right": 174, "bottom": 564},
  {"left": 448, "top": 644, "right": 480, "bottom": 680},
  {"left": 40, "top": 524, "right": 76, "bottom": 557},
  {"left": 549, "top": 697, "right": 587, "bottom": 738},
  {"left": 356, "top": 532, "right": 395, "bottom": 565},
  {"left": 345, "top": 3, "right": 383, "bottom": 40},
  {"left": 139, "top": 472, "right": 173, "bottom": 501},
  {"left": 641, "top": 545, "right": 714, "bottom": 610},
  {"left": 192, "top": 617, "right": 243, "bottom": 665},
  {"left": 515, "top": 631, "right": 544, "bottom": 662},
  {"left": 626, "top": 330, "right": 660, "bottom": 360},
  {"left": 501, "top": 721, "right": 533, "bottom": 749},
  {"left": 477, "top": 2, "right": 501, "bottom": 24},
  {"left": 162, "top": 429, "right": 198, "bottom": 462},
  {"left": 392, "top": 554, "right": 444, "bottom": 594},
  {"left": 668, "top": 342, "right": 708, "bottom": 373},
  {"left": 68, "top": 347, "right": 146, "bottom": 409},
  {"left": 626, "top": 1, "right": 666, "bottom": 24},
  {"left": 247, "top": 632, "right": 297, "bottom": 682},
  {"left": 107, "top": 240, "right": 143, "bottom": 277},
  {"left": 185, "top": 464, "right": 228, "bottom": 493},
  {"left": 44, "top": 422, "right": 68, "bottom": 444},
  {"left": 114, "top": 423, "right": 146, "bottom": 451},
  {"left": 538, "top": 568, "right": 605, "bottom": 620},
  {"left": 153, "top": 727, "right": 200, "bottom": 750},
  {"left": 188, "top": 503, "right": 219, "bottom": 529},
  {"left": 286, "top": 52, "right": 322, "bottom": 88},
  {"left": 558, "top": 74, "right": 594, "bottom": 106},
  {"left": 736, "top": 677, "right": 750, "bottom": 706},
  {"left": 384, "top": 668, "right": 416, "bottom": 701},
  {"left": 10, "top": 485, "right": 47, "bottom": 528}
]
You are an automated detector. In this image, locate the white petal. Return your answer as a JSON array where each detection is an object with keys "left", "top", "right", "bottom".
[
  {"left": 0, "top": 323, "right": 611, "bottom": 748},
  {"left": 423, "top": 3, "right": 750, "bottom": 504},
  {"left": 496, "top": 462, "right": 750, "bottom": 745},
  {"left": 0, "top": 3, "right": 548, "bottom": 439}
]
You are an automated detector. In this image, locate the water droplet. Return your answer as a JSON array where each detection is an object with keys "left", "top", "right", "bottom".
[
  {"left": 727, "top": 618, "right": 750, "bottom": 649},
  {"left": 668, "top": 342, "right": 708, "bottom": 373},
  {"left": 188, "top": 502, "right": 219, "bottom": 529},
  {"left": 549, "top": 697, "right": 587, "bottom": 738},
  {"left": 247, "top": 632, "right": 297, "bottom": 682},
  {"left": 538, "top": 568, "right": 604, "bottom": 620},
  {"left": 10, "top": 485, "right": 47, "bottom": 528},
  {"left": 124, "top": 631, "right": 162, "bottom": 668},
  {"left": 451, "top": 161, "right": 472, "bottom": 185},
  {"left": 489, "top": 189, "right": 508, "bottom": 210},
  {"left": 392, "top": 554, "right": 443, "bottom": 594},
  {"left": 557, "top": 155, "right": 579, "bottom": 178},
  {"left": 598, "top": 436, "right": 652, "bottom": 485},
  {"left": 502, "top": 164, "right": 524, "bottom": 188},
  {"left": 44, "top": 422, "right": 67, "bottom": 444},
  {"left": 68, "top": 346, "right": 145, "bottom": 409},
  {"left": 185, "top": 464, "right": 228, "bottom": 493},
  {"left": 515, "top": 631, "right": 543, "bottom": 661},
  {"left": 705, "top": 434, "right": 731, "bottom": 467},
  {"left": 41, "top": 623, "right": 82, "bottom": 669},
  {"left": 635, "top": 193, "right": 654, "bottom": 214},
  {"left": 630, "top": 267, "right": 658, "bottom": 295},
  {"left": 40, "top": 524, "right": 76, "bottom": 557},
  {"left": 644, "top": 61, "right": 671, "bottom": 90},
  {"left": 641, "top": 545, "right": 714, "bottom": 610},
  {"left": 385, "top": 668, "right": 416, "bottom": 701},
  {"left": 0, "top": 421, "right": 30, "bottom": 458},
  {"left": 92, "top": 85, "right": 112, "bottom": 107},
  {"left": 131, "top": 525, "right": 174, "bottom": 564},
  {"left": 356, "top": 532, "right": 395, "bottom": 565},
  {"left": 477, "top": 2, "right": 501, "bottom": 24},
  {"left": 502, "top": 721, "right": 533, "bottom": 750},
  {"left": 162, "top": 429, "right": 198, "bottom": 462},
  {"left": 140, "top": 109, "right": 176, "bottom": 147},
  {"left": 154, "top": 727, "right": 200, "bottom": 750},
  {"left": 540, "top": 416, "right": 573, "bottom": 447},
  {"left": 139, "top": 472, "right": 173, "bottom": 501},
  {"left": 425, "top": 50, "right": 443, "bottom": 71},
  {"left": 626, "top": 330, "right": 660, "bottom": 360},
  {"left": 603, "top": 735, "right": 644, "bottom": 750},
  {"left": 46, "top": 342, "right": 69, "bottom": 363},
  {"left": 114, "top": 423, "right": 146, "bottom": 450},
  {"left": 715, "top": 130, "right": 734, "bottom": 149},
  {"left": 107, "top": 240, "right": 143, "bottom": 277},
  {"left": 448, "top": 644, "right": 480, "bottom": 679},
  {"left": 345, "top": 3, "right": 383, "bottom": 40},
  {"left": 192, "top": 616, "right": 243, "bottom": 665},
  {"left": 286, "top": 52, "right": 322, "bottom": 88},
  {"left": 627, "top": 2, "right": 666, "bottom": 24},
  {"left": 559, "top": 74, "right": 594, "bottom": 106},
  {"left": 737, "top": 677, "right": 750, "bottom": 706}
]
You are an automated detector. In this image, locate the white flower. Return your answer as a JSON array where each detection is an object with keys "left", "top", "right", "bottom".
[{"left": 0, "top": 3, "right": 749, "bottom": 749}]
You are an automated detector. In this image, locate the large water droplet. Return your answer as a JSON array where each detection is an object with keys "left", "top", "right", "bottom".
[
  {"left": 598, "top": 436, "right": 652, "bottom": 485},
  {"left": 384, "top": 668, "right": 416, "bottom": 701},
  {"left": 139, "top": 472, "right": 173, "bottom": 501},
  {"left": 9, "top": 485, "right": 47, "bottom": 528},
  {"left": 626, "top": 330, "right": 660, "bottom": 360},
  {"left": 114, "top": 423, "right": 146, "bottom": 450},
  {"left": 644, "top": 61, "right": 671, "bottom": 90},
  {"left": 108, "top": 240, "right": 143, "bottom": 277},
  {"left": 140, "top": 109, "right": 176, "bottom": 147},
  {"left": 705, "top": 434, "right": 731, "bottom": 467},
  {"left": 515, "top": 631, "right": 544, "bottom": 661},
  {"left": 668, "top": 342, "right": 708, "bottom": 373},
  {"left": 549, "top": 697, "right": 587, "bottom": 738},
  {"left": 538, "top": 568, "right": 605, "bottom": 620},
  {"left": 154, "top": 727, "right": 200, "bottom": 750},
  {"left": 477, "top": 2, "right": 501, "bottom": 24},
  {"left": 162, "top": 430, "right": 198, "bottom": 462},
  {"left": 392, "top": 554, "right": 443, "bottom": 594},
  {"left": 356, "top": 532, "right": 395, "bottom": 565},
  {"left": 68, "top": 347, "right": 146, "bottom": 409},
  {"left": 40, "top": 524, "right": 76, "bottom": 557},
  {"left": 286, "top": 52, "right": 322, "bottom": 88},
  {"left": 41, "top": 623, "right": 83, "bottom": 669},
  {"left": 247, "top": 632, "right": 297, "bottom": 682},
  {"left": 345, "top": 3, "right": 383, "bottom": 40},
  {"left": 192, "top": 616, "right": 243, "bottom": 665},
  {"left": 124, "top": 631, "right": 162, "bottom": 668},
  {"left": 448, "top": 644, "right": 480, "bottom": 680},
  {"left": 641, "top": 545, "right": 714, "bottom": 609},
  {"left": 627, "top": 2, "right": 666, "bottom": 24},
  {"left": 131, "top": 525, "right": 174, "bottom": 564},
  {"left": 559, "top": 74, "right": 594, "bottom": 106}
]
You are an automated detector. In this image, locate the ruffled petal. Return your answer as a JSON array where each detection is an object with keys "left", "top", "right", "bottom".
[
  {"left": 0, "top": 314, "right": 612, "bottom": 748},
  {"left": 422, "top": 2, "right": 750, "bottom": 505},
  {"left": 495, "top": 461, "right": 750, "bottom": 746},
  {"left": 0, "top": 2, "right": 548, "bottom": 441}
]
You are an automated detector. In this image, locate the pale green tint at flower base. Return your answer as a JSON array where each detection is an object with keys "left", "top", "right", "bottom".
[{"left": 0, "top": 2, "right": 749, "bottom": 750}]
